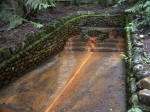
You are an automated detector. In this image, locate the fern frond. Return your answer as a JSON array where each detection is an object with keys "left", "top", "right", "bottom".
[
  {"left": 125, "top": 1, "right": 144, "bottom": 13},
  {"left": 144, "top": 1, "right": 150, "bottom": 8},
  {"left": 25, "top": 0, "right": 56, "bottom": 10},
  {"left": 0, "top": 9, "right": 24, "bottom": 30},
  {"left": 30, "top": 21, "right": 44, "bottom": 28}
]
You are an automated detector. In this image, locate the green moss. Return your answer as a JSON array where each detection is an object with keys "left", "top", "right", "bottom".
[
  {"left": 0, "top": 46, "right": 7, "bottom": 52},
  {"left": 128, "top": 108, "right": 143, "bottom": 112}
]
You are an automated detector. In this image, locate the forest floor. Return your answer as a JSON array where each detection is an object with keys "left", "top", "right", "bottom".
[
  {"left": 0, "top": 3, "right": 124, "bottom": 48},
  {"left": 0, "top": 3, "right": 99, "bottom": 48},
  {"left": 1, "top": 2, "right": 150, "bottom": 54}
]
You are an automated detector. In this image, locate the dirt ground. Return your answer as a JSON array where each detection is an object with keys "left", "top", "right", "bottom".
[
  {"left": 0, "top": 3, "right": 104, "bottom": 48},
  {"left": 0, "top": 2, "right": 125, "bottom": 48}
]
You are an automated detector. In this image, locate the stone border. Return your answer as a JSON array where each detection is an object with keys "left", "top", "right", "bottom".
[
  {"left": 126, "top": 19, "right": 150, "bottom": 111},
  {"left": 0, "top": 14, "right": 125, "bottom": 88}
]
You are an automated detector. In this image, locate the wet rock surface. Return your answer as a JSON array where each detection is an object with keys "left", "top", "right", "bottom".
[
  {"left": 0, "top": 105, "right": 15, "bottom": 112},
  {"left": 132, "top": 53, "right": 143, "bottom": 65},
  {"left": 138, "top": 89, "right": 150, "bottom": 106},
  {"left": 129, "top": 32, "right": 150, "bottom": 110},
  {"left": 133, "top": 64, "right": 144, "bottom": 73},
  {"left": 137, "top": 77, "right": 150, "bottom": 89},
  {"left": 0, "top": 29, "right": 126, "bottom": 112},
  {"left": 135, "top": 70, "right": 150, "bottom": 80},
  {"left": 144, "top": 36, "right": 150, "bottom": 54}
]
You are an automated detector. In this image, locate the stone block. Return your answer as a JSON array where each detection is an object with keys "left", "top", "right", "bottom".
[
  {"left": 137, "top": 77, "right": 150, "bottom": 89},
  {"left": 76, "top": 11, "right": 95, "bottom": 15},
  {"left": 138, "top": 89, "right": 150, "bottom": 106},
  {"left": 132, "top": 53, "right": 143, "bottom": 65},
  {"left": 133, "top": 40, "right": 143, "bottom": 47},
  {"left": 129, "top": 94, "right": 139, "bottom": 106},
  {"left": 133, "top": 64, "right": 144, "bottom": 73},
  {"left": 135, "top": 70, "right": 150, "bottom": 80}
]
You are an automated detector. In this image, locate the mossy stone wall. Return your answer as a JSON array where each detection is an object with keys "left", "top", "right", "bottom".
[{"left": 0, "top": 14, "right": 125, "bottom": 88}]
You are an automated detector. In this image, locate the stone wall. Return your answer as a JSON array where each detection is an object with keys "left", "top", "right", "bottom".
[
  {"left": 126, "top": 22, "right": 150, "bottom": 111},
  {"left": 0, "top": 14, "right": 125, "bottom": 88}
]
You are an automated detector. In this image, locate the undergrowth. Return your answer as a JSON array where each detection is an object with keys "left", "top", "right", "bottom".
[{"left": 0, "top": 0, "right": 56, "bottom": 30}]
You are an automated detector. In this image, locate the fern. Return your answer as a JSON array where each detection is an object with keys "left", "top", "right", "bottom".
[
  {"left": 144, "top": 1, "right": 150, "bottom": 8},
  {"left": 0, "top": 0, "right": 56, "bottom": 29},
  {"left": 26, "top": 0, "right": 56, "bottom": 10},
  {"left": 30, "top": 21, "right": 44, "bottom": 28},
  {"left": 0, "top": 8, "right": 43, "bottom": 30},
  {"left": 118, "top": 0, "right": 126, "bottom": 5},
  {"left": 116, "top": 0, "right": 150, "bottom": 31},
  {"left": 0, "top": 6, "right": 24, "bottom": 30},
  {"left": 9, "top": 15, "right": 24, "bottom": 30},
  {"left": 128, "top": 108, "right": 143, "bottom": 112},
  {"left": 126, "top": 2, "right": 144, "bottom": 13}
]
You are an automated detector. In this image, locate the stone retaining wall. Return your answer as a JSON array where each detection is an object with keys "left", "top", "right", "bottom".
[
  {"left": 0, "top": 14, "right": 125, "bottom": 88},
  {"left": 126, "top": 21, "right": 150, "bottom": 111}
]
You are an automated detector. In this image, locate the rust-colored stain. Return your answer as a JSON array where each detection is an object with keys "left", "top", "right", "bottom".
[
  {"left": 44, "top": 37, "right": 97, "bottom": 112},
  {"left": 0, "top": 28, "right": 126, "bottom": 112}
]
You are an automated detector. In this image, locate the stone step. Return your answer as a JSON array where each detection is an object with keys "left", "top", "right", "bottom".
[
  {"left": 103, "top": 39, "right": 122, "bottom": 43},
  {"left": 95, "top": 43, "right": 124, "bottom": 48},
  {"left": 69, "top": 38, "right": 88, "bottom": 42},
  {"left": 81, "top": 27, "right": 117, "bottom": 31},
  {"left": 67, "top": 39, "right": 125, "bottom": 45},
  {"left": 91, "top": 49, "right": 124, "bottom": 52},
  {"left": 66, "top": 41, "right": 125, "bottom": 46},
  {"left": 64, "top": 47, "right": 124, "bottom": 52},
  {"left": 65, "top": 47, "right": 88, "bottom": 51},
  {"left": 66, "top": 42, "right": 87, "bottom": 47},
  {"left": 66, "top": 43, "right": 124, "bottom": 48},
  {"left": 68, "top": 38, "right": 125, "bottom": 43}
]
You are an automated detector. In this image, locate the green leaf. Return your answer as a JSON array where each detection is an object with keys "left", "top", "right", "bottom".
[
  {"left": 128, "top": 108, "right": 143, "bottom": 112},
  {"left": 26, "top": 0, "right": 55, "bottom": 10},
  {"left": 31, "top": 22, "right": 44, "bottom": 28},
  {"left": 11, "top": 67, "right": 15, "bottom": 71},
  {"left": 144, "top": 1, "right": 150, "bottom": 8}
]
